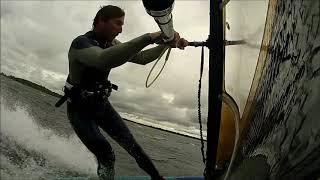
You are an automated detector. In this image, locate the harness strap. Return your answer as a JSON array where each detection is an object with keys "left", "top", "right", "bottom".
[{"left": 55, "top": 77, "right": 118, "bottom": 108}]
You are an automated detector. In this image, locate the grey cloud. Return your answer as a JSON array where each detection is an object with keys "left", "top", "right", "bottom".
[
  {"left": 1, "top": 1, "right": 14, "bottom": 18},
  {"left": 109, "top": 77, "right": 206, "bottom": 126},
  {"left": 109, "top": 85, "right": 196, "bottom": 126}
]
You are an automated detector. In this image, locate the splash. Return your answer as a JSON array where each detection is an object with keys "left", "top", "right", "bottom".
[{"left": 0, "top": 97, "right": 97, "bottom": 179}]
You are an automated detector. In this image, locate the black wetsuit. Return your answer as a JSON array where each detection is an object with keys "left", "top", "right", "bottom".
[{"left": 66, "top": 30, "right": 166, "bottom": 180}]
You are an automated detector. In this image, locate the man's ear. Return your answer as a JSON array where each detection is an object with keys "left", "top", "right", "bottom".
[{"left": 97, "top": 17, "right": 106, "bottom": 26}]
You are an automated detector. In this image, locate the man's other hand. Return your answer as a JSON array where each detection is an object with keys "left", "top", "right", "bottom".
[{"left": 168, "top": 32, "right": 188, "bottom": 50}]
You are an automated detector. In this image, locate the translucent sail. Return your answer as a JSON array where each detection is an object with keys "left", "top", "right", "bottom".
[
  {"left": 224, "top": 0, "right": 269, "bottom": 116},
  {"left": 227, "top": 0, "right": 320, "bottom": 179}
]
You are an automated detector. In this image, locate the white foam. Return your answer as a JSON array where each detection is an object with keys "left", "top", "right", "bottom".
[
  {"left": 0, "top": 154, "right": 48, "bottom": 180},
  {"left": 0, "top": 97, "right": 97, "bottom": 177}
]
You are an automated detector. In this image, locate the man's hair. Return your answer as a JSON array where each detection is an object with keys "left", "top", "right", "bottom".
[{"left": 93, "top": 5, "right": 125, "bottom": 27}]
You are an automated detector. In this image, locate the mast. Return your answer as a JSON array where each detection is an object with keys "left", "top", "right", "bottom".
[{"left": 205, "top": 0, "right": 225, "bottom": 179}]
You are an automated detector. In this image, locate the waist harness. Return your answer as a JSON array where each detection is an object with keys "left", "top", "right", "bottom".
[{"left": 55, "top": 77, "right": 118, "bottom": 108}]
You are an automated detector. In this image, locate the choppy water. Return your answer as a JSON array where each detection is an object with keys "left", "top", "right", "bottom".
[{"left": 0, "top": 76, "right": 205, "bottom": 179}]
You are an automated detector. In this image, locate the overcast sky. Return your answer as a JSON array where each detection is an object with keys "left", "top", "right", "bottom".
[{"left": 1, "top": 0, "right": 268, "bottom": 128}]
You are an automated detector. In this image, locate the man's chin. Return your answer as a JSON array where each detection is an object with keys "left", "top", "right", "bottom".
[
  {"left": 106, "top": 37, "right": 114, "bottom": 42},
  {"left": 108, "top": 35, "right": 117, "bottom": 41}
]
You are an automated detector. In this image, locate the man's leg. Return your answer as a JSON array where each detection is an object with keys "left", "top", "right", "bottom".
[
  {"left": 96, "top": 99, "right": 162, "bottom": 179},
  {"left": 67, "top": 102, "right": 116, "bottom": 180}
]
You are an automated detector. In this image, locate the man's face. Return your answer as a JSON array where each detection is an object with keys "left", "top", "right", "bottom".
[{"left": 101, "top": 16, "right": 124, "bottom": 42}]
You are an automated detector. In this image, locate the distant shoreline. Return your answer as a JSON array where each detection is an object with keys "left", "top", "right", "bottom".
[
  {"left": 0, "top": 72, "right": 63, "bottom": 98},
  {"left": 124, "top": 118, "right": 206, "bottom": 141},
  {"left": 0, "top": 73, "right": 205, "bottom": 141}
]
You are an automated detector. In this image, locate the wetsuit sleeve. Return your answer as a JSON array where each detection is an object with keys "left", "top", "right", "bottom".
[
  {"left": 128, "top": 45, "right": 168, "bottom": 65},
  {"left": 68, "top": 34, "right": 152, "bottom": 70}
]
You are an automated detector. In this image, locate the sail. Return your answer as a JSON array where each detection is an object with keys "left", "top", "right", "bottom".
[
  {"left": 215, "top": 0, "right": 270, "bottom": 169},
  {"left": 228, "top": 0, "right": 320, "bottom": 179},
  {"left": 216, "top": 1, "right": 320, "bottom": 179}
]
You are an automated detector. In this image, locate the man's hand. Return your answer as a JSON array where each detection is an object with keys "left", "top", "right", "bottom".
[
  {"left": 149, "top": 31, "right": 189, "bottom": 50},
  {"left": 176, "top": 38, "right": 189, "bottom": 50},
  {"left": 168, "top": 32, "right": 189, "bottom": 50}
]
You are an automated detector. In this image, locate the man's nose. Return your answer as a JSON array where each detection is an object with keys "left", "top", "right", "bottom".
[{"left": 118, "top": 26, "right": 122, "bottom": 33}]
